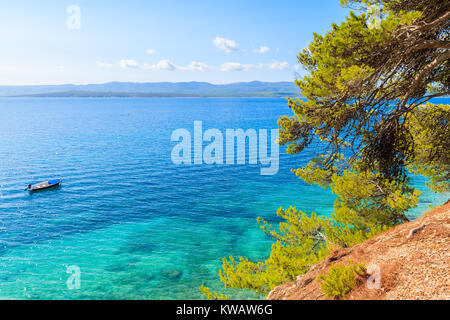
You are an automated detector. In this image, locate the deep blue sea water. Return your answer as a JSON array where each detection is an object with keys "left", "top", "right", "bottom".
[{"left": 0, "top": 97, "right": 448, "bottom": 299}]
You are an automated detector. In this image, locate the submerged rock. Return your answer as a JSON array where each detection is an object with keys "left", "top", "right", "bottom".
[
  {"left": 119, "top": 242, "right": 156, "bottom": 255},
  {"left": 105, "top": 263, "right": 131, "bottom": 273},
  {"left": 160, "top": 269, "right": 183, "bottom": 280},
  {"left": 133, "top": 271, "right": 156, "bottom": 282}
]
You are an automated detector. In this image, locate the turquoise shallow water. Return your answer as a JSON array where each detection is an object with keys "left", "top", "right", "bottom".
[{"left": 0, "top": 97, "right": 448, "bottom": 299}]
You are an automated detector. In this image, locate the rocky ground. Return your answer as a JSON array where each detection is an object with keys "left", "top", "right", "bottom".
[{"left": 267, "top": 201, "right": 450, "bottom": 300}]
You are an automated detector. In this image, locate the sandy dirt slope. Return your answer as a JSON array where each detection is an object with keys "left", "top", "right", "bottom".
[{"left": 268, "top": 201, "right": 450, "bottom": 300}]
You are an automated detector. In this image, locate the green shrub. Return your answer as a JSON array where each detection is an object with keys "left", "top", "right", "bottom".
[
  {"left": 199, "top": 285, "right": 229, "bottom": 300},
  {"left": 317, "top": 262, "right": 366, "bottom": 300}
]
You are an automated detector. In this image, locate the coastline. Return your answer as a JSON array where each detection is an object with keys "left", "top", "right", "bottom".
[{"left": 268, "top": 201, "right": 450, "bottom": 300}]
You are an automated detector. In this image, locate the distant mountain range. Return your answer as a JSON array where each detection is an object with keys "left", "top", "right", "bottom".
[{"left": 0, "top": 81, "right": 300, "bottom": 98}]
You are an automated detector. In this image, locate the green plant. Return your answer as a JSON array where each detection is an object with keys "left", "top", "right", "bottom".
[
  {"left": 199, "top": 285, "right": 229, "bottom": 300},
  {"left": 317, "top": 262, "right": 366, "bottom": 300}
]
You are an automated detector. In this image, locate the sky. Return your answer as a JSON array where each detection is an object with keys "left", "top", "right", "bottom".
[{"left": 0, "top": 0, "right": 350, "bottom": 85}]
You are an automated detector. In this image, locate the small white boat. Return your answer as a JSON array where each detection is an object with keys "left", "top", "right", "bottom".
[{"left": 26, "top": 179, "right": 62, "bottom": 192}]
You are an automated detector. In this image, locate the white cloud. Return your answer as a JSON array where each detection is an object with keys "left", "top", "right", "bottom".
[
  {"left": 96, "top": 61, "right": 113, "bottom": 68},
  {"left": 220, "top": 62, "right": 253, "bottom": 72},
  {"left": 146, "top": 49, "right": 156, "bottom": 55},
  {"left": 294, "top": 64, "right": 301, "bottom": 71},
  {"left": 120, "top": 59, "right": 139, "bottom": 69},
  {"left": 144, "top": 59, "right": 177, "bottom": 71},
  {"left": 257, "top": 60, "right": 291, "bottom": 71},
  {"left": 144, "top": 60, "right": 210, "bottom": 72},
  {"left": 184, "top": 61, "right": 210, "bottom": 71},
  {"left": 254, "top": 46, "right": 270, "bottom": 54},
  {"left": 268, "top": 60, "right": 290, "bottom": 70},
  {"left": 213, "top": 37, "right": 238, "bottom": 53}
]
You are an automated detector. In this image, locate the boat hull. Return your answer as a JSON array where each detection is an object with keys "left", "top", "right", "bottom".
[{"left": 28, "top": 179, "right": 62, "bottom": 192}]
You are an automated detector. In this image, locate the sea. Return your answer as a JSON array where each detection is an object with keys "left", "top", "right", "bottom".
[{"left": 0, "top": 97, "right": 448, "bottom": 299}]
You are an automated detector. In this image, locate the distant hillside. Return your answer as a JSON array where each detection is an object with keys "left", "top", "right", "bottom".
[{"left": 0, "top": 81, "right": 300, "bottom": 97}]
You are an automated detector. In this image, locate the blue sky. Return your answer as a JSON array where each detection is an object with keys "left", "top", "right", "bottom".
[{"left": 0, "top": 0, "right": 349, "bottom": 85}]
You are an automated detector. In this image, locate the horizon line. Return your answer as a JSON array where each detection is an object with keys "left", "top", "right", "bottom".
[{"left": 0, "top": 80, "right": 297, "bottom": 87}]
